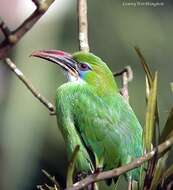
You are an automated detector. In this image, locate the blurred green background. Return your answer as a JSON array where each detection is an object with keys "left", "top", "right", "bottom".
[{"left": 0, "top": 0, "right": 172, "bottom": 190}]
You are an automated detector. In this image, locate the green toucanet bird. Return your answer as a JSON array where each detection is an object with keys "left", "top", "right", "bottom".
[{"left": 32, "top": 50, "right": 143, "bottom": 184}]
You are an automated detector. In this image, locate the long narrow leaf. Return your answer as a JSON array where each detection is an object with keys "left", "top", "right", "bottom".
[
  {"left": 150, "top": 86, "right": 173, "bottom": 189},
  {"left": 144, "top": 72, "right": 158, "bottom": 152},
  {"left": 134, "top": 47, "right": 160, "bottom": 144},
  {"left": 160, "top": 83, "right": 173, "bottom": 142},
  {"left": 154, "top": 163, "right": 173, "bottom": 189},
  {"left": 160, "top": 107, "right": 173, "bottom": 143},
  {"left": 150, "top": 154, "right": 168, "bottom": 190},
  {"left": 160, "top": 164, "right": 173, "bottom": 183},
  {"left": 134, "top": 47, "right": 153, "bottom": 88}
]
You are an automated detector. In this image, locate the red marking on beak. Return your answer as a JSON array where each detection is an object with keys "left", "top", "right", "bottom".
[
  {"left": 31, "top": 49, "right": 78, "bottom": 78},
  {"left": 31, "top": 49, "right": 72, "bottom": 59}
]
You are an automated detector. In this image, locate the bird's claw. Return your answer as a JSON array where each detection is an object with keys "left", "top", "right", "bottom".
[{"left": 94, "top": 167, "right": 103, "bottom": 174}]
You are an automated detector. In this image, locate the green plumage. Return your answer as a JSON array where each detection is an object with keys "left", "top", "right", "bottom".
[
  {"left": 32, "top": 49, "right": 143, "bottom": 183},
  {"left": 55, "top": 52, "right": 143, "bottom": 182}
]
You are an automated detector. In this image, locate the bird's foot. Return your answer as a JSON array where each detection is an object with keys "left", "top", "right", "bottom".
[
  {"left": 94, "top": 167, "right": 103, "bottom": 174},
  {"left": 76, "top": 171, "right": 88, "bottom": 181}
]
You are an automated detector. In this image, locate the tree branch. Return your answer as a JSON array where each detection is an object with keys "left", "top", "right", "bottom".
[
  {"left": 113, "top": 66, "right": 133, "bottom": 102},
  {"left": 65, "top": 135, "right": 173, "bottom": 190},
  {"left": 0, "top": 0, "right": 56, "bottom": 114},
  {"left": 42, "top": 169, "right": 60, "bottom": 189},
  {"left": 4, "top": 58, "right": 56, "bottom": 114},
  {"left": 0, "top": 0, "right": 55, "bottom": 59},
  {"left": 77, "top": 0, "right": 89, "bottom": 52},
  {"left": 0, "top": 18, "right": 11, "bottom": 38}
]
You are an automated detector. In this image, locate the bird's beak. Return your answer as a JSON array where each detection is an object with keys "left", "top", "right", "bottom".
[{"left": 31, "top": 50, "right": 78, "bottom": 78}]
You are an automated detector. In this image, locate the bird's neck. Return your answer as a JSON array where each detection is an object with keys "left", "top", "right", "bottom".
[
  {"left": 93, "top": 80, "right": 119, "bottom": 97},
  {"left": 87, "top": 74, "right": 119, "bottom": 97},
  {"left": 66, "top": 72, "right": 119, "bottom": 97}
]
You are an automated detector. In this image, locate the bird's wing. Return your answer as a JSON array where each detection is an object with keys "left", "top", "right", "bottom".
[
  {"left": 56, "top": 85, "right": 94, "bottom": 173},
  {"left": 73, "top": 89, "right": 143, "bottom": 179}
]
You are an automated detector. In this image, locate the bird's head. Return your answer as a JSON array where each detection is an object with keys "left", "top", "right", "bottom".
[{"left": 31, "top": 50, "right": 118, "bottom": 96}]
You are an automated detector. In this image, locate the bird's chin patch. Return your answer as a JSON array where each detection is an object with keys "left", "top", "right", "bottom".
[{"left": 67, "top": 72, "right": 85, "bottom": 83}]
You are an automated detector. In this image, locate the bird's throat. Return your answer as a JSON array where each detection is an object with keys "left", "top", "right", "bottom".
[{"left": 67, "top": 72, "right": 85, "bottom": 84}]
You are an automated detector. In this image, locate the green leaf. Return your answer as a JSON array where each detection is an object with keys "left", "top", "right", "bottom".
[
  {"left": 134, "top": 47, "right": 153, "bottom": 88},
  {"left": 160, "top": 82, "right": 173, "bottom": 143},
  {"left": 152, "top": 163, "right": 173, "bottom": 189},
  {"left": 134, "top": 47, "right": 160, "bottom": 143},
  {"left": 160, "top": 164, "right": 173, "bottom": 182},
  {"left": 160, "top": 107, "right": 173, "bottom": 143},
  {"left": 150, "top": 91, "right": 173, "bottom": 189},
  {"left": 144, "top": 72, "right": 158, "bottom": 152},
  {"left": 150, "top": 153, "right": 168, "bottom": 190}
]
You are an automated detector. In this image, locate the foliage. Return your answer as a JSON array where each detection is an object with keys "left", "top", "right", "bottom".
[{"left": 135, "top": 48, "right": 173, "bottom": 190}]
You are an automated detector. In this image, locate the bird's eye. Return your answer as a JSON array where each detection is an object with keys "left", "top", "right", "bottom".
[{"left": 78, "top": 63, "right": 90, "bottom": 71}]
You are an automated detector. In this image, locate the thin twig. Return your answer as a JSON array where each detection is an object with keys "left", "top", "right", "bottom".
[
  {"left": 37, "top": 184, "right": 58, "bottom": 190},
  {"left": 171, "top": 83, "right": 173, "bottom": 93},
  {"left": 121, "top": 71, "right": 129, "bottom": 101},
  {"left": 121, "top": 66, "right": 132, "bottom": 102},
  {"left": 42, "top": 169, "right": 60, "bottom": 189},
  {"left": 0, "top": 0, "right": 55, "bottom": 59},
  {"left": 66, "top": 145, "right": 80, "bottom": 188},
  {"left": 65, "top": 135, "right": 173, "bottom": 190},
  {"left": 113, "top": 66, "right": 133, "bottom": 102},
  {"left": 4, "top": 58, "right": 56, "bottom": 114},
  {"left": 77, "top": 0, "right": 89, "bottom": 52},
  {"left": 37, "top": 185, "right": 46, "bottom": 190},
  {"left": 0, "top": 18, "right": 11, "bottom": 38},
  {"left": 113, "top": 66, "right": 132, "bottom": 79}
]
